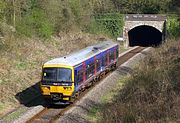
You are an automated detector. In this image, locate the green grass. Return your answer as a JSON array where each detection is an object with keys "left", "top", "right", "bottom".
[
  {"left": 0, "top": 79, "right": 3, "bottom": 84},
  {"left": 0, "top": 103, "right": 4, "bottom": 112},
  {"left": 2, "top": 107, "right": 27, "bottom": 122},
  {"left": 119, "top": 44, "right": 128, "bottom": 52},
  {"left": 87, "top": 76, "right": 128, "bottom": 122},
  {"left": 15, "top": 61, "right": 29, "bottom": 70},
  {"left": 100, "top": 77, "right": 126, "bottom": 103},
  {"left": 87, "top": 106, "right": 101, "bottom": 123}
]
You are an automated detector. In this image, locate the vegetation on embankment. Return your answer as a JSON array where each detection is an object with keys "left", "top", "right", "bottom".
[{"left": 89, "top": 39, "right": 180, "bottom": 123}]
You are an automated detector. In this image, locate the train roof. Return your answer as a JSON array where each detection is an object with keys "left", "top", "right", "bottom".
[{"left": 44, "top": 41, "right": 118, "bottom": 67}]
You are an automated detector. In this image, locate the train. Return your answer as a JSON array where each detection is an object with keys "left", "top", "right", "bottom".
[{"left": 40, "top": 41, "right": 119, "bottom": 104}]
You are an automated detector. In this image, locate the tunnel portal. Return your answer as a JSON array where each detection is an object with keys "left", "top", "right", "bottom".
[
  {"left": 123, "top": 14, "right": 167, "bottom": 47},
  {"left": 128, "top": 25, "right": 162, "bottom": 47}
]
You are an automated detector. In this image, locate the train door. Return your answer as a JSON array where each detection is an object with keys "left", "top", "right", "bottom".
[
  {"left": 101, "top": 52, "right": 106, "bottom": 69},
  {"left": 96, "top": 54, "right": 101, "bottom": 73},
  {"left": 74, "top": 65, "right": 83, "bottom": 92},
  {"left": 94, "top": 56, "right": 97, "bottom": 75},
  {"left": 116, "top": 46, "right": 119, "bottom": 59},
  {"left": 82, "top": 62, "right": 86, "bottom": 82},
  {"left": 106, "top": 50, "right": 110, "bottom": 66},
  {"left": 109, "top": 49, "right": 114, "bottom": 63},
  {"left": 74, "top": 69, "right": 78, "bottom": 92},
  {"left": 114, "top": 47, "right": 116, "bottom": 60}
]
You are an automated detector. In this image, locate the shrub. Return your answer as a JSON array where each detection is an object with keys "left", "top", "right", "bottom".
[
  {"left": 88, "top": 13, "right": 124, "bottom": 38},
  {"left": 16, "top": 8, "right": 53, "bottom": 38},
  {"left": 167, "top": 15, "right": 180, "bottom": 38}
]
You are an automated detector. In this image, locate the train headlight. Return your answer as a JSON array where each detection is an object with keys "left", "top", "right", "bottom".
[
  {"left": 42, "top": 86, "right": 50, "bottom": 90},
  {"left": 41, "top": 86, "right": 50, "bottom": 95},
  {"left": 63, "top": 87, "right": 72, "bottom": 90}
]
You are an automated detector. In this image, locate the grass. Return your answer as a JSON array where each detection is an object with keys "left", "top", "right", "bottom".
[
  {"left": 0, "top": 103, "right": 3, "bottom": 112},
  {"left": 94, "top": 39, "right": 180, "bottom": 123},
  {"left": 87, "top": 77, "right": 128, "bottom": 123},
  {"left": 15, "top": 61, "right": 29, "bottom": 70},
  {"left": 119, "top": 44, "right": 128, "bottom": 53},
  {"left": 100, "top": 77, "right": 127, "bottom": 103},
  {"left": 2, "top": 107, "right": 27, "bottom": 122},
  {"left": 87, "top": 106, "right": 101, "bottom": 123}
]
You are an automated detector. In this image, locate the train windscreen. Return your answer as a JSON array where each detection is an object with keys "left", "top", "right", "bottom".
[{"left": 43, "top": 68, "right": 72, "bottom": 82}]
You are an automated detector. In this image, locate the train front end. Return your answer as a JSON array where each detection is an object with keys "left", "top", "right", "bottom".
[{"left": 40, "top": 64, "right": 74, "bottom": 104}]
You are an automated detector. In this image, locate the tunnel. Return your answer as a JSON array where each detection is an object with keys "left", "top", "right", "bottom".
[{"left": 128, "top": 25, "right": 162, "bottom": 47}]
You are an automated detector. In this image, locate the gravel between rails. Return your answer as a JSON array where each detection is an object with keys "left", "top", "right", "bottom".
[{"left": 55, "top": 47, "right": 152, "bottom": 123}]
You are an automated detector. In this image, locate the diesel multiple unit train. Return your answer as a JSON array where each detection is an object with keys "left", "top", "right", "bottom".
[{"left": 40, "top": 41, "right": 119, "bottom": 104}]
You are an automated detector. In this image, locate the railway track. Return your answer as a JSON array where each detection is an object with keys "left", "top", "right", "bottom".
[{"left": 26, "top": 46, "right": 146, "bottom": 123}]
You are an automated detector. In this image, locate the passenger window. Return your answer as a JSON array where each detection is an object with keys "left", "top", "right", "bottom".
[
  {"left": 77, "top": 69, "right": 83, "bottom": 83},
  {"left": 86, "top": 62, "right": 94, "bottom": 79}
]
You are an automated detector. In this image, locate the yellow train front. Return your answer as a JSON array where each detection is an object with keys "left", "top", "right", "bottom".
[
  {"left": 40, "top": 41, "right": 119, "bottom": 104},
  {"left": 41, "top": 64, "right": 75, "bottom": 104}
]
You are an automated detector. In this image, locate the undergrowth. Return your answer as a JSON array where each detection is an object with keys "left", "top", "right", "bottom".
[{"left": 98, "top": 39, "right": 180, "bottom": 123}]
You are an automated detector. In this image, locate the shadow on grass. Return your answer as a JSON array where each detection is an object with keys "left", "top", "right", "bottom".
[{"left": 15, "top": 82, "right": 46, "bottom": 107}]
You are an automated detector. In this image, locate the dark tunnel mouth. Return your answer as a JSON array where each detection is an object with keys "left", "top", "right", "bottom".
[{"left": 128, "top": 25, "right": 162, "bottom": 47}]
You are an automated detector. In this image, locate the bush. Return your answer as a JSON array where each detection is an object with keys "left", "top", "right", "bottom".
[
  {"left": 16, "top": 8, "right": 53, "bottom": 38},
  {"left": 167, "top": 15, "right": 180, "bottom": 38},
  {"left": 88, "top": 13, "right": 124, "bottom": 38},
  {"left": 112, "top": 0, "right": 173, "bottom": 14}
]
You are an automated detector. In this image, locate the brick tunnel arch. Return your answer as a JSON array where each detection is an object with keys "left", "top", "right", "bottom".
[{"left": 128, "top": 25, "right": 162, "bottom": 47}]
